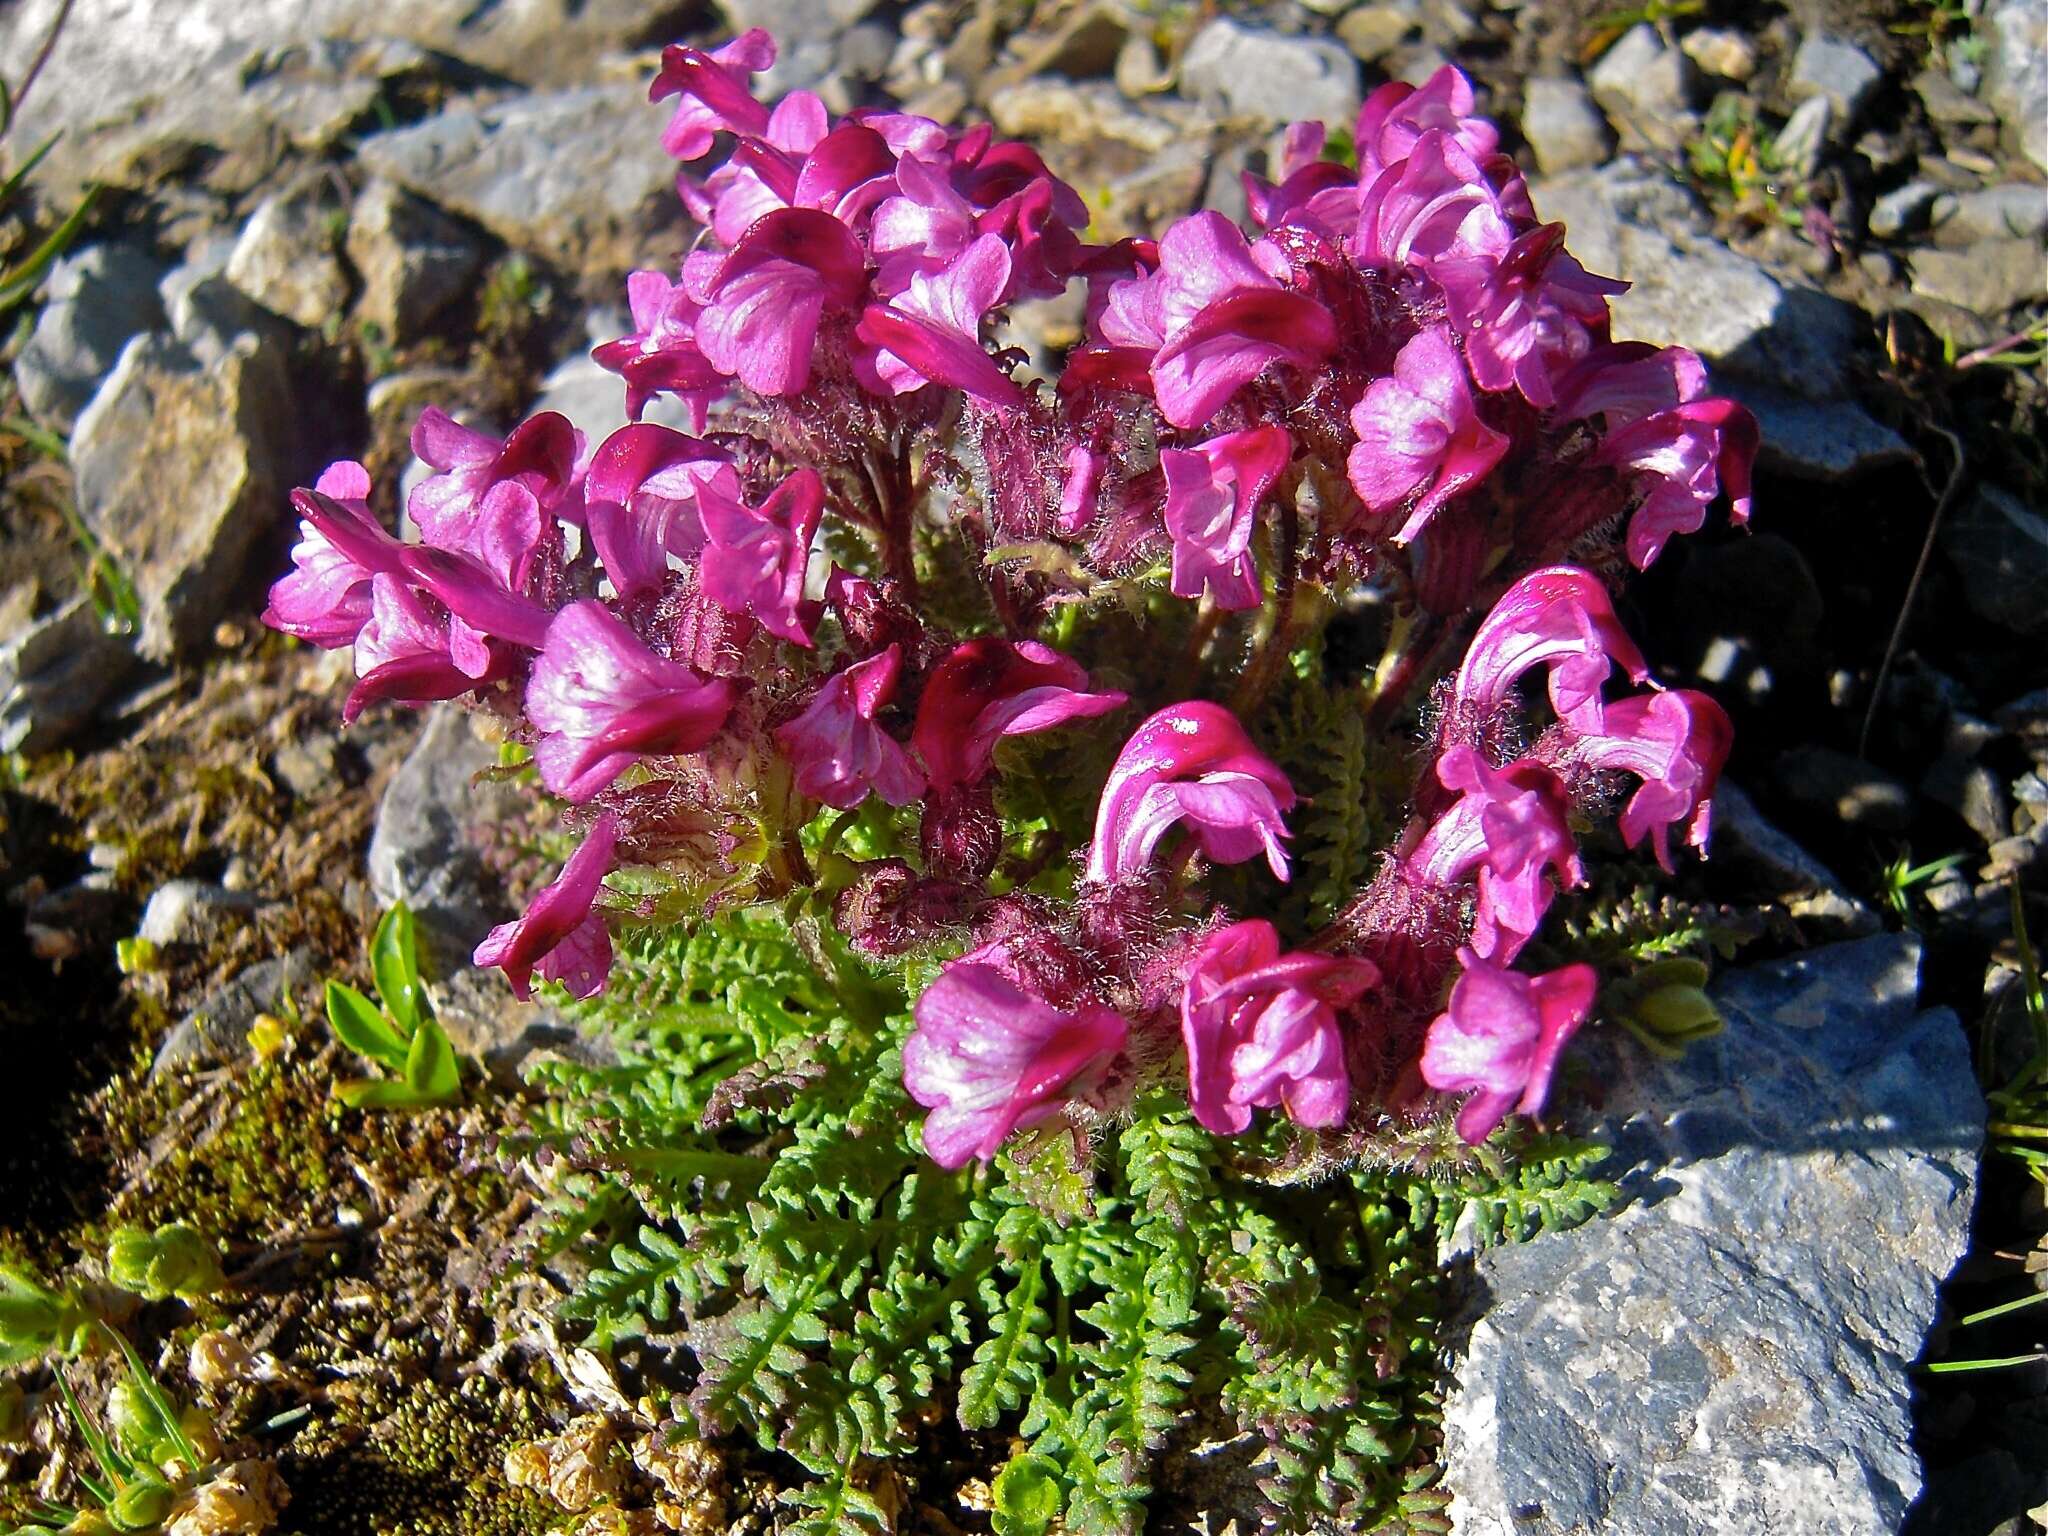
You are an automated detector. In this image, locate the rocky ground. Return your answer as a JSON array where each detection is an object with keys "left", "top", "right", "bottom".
[{"left": 0, "top": 0, "right": 2043, "bottom": 1531}]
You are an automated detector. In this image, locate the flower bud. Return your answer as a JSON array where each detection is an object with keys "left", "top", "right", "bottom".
[
  {"left": 107, "top": 1224, "right": 225, "bottom": 1302},
  {"left": 107, "top": 1377, "right": 166, "bottom": 1463},
  {"left": 188, "top": 1331, "right": 258, "bottom": 1391},
  {"left": 1610, "top": 958, "right": 1722, "bottom": 1058},
  {"left": 0, "top": 1265, "right": 96, "bottom": 1362},
  {"left": 108, "top": 1475, "right": 176, "bottom": 1532}
]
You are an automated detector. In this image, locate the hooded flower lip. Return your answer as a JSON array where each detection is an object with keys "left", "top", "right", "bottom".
[
  {"left": 1181, "top": 918, "right": 1378, "bottom": 1135},
  {"left": 1161, "top": 426, "right": 1291, "bottom": 611},
  {"left": 526, "top": 600, "right": 739, "bottom": 803},
  {"left": 773, "top": 643, "right": 926, "bottom": 810},
  {"left": 592, "top": 270, "right": 726, "bottom": 427},
  {"left": 1449, "top": 565, "right": 1651, "bottom": 735},
  {"left": 1434, "top": 223, "right": 1625, "bottom": 408},
  {"left": 697, "top": 467, "right": 825, "bottom": 647},
  {"left": 263, "top": 463, "right": 394, "bottom": 648},
  {"left": 583, "top": 424, "right": 739, "bottom": 596},
  {"left": 1353, "top": 66, "right": 1502, "bottom": 183},
  {"left": 911, "top": 638, "right": 1128, "bottom": 788},
  {"left": 398, "top": 542, "right": 555, "bottom": 653},
  {"left": 408, "top": 408, "right": 581, "bottom": 557},
  {"left": 1599, "top": 399, "right": 1760, "bottom": 569},
  {"left": 1347, "top": 326, "right": 1508, "bottom": 543},
  {"left": 903, "top": 952, "right": 1128, "bottom": 1167},
  {"left": 695, "top": 209, "right": 868, "bottom": 397},
  {"left": 650, "top": 29, "right": 777, "bottom": 161},
  {"left": 1351, "top": 130, "right": 1512, "bottom": 275},
  {"left": 1420, "top": 948, "right": 1596, "bottom": 1144},
  {"left": 1564, "top": 688, "right": 1731, "bottom": 872},
  {"left": 474, "top": 814, "right": 622, "bottom": 1001},
  {"left": 343, "top": 574, "right": 496, "bottom": 724},
  {"left": 1408, "top": 746, "right": 1582, "bottom": 963},
  {"left": 857, "top": 233, "right": 1024, "bottom": 406},
  {"left": 1086, "top": 701, "right": 1297, "bottom": 884}
]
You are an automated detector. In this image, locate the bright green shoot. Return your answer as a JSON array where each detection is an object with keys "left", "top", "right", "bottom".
[
  {"left": 325, "top": 901, "right": 463, "bottom": 1109},
  {"left": 1985, "top": 881, "right": 2048, "bottom": 1186}
]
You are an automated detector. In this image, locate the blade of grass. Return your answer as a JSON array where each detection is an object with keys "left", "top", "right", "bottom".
[
  {"left": 0, "top": 182, "right": 99, "bottom": 312},
  {"left": 1955, "top": 1289, "right": 2048, "bottom": 1328},
  {"left": 1925, "top": 1352, "right": 2048, "bottom": 1374}
]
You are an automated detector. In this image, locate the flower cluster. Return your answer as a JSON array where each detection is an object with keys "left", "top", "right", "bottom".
[{"left": 268, "top": 34, "right": 1751, "bottom": 1162}]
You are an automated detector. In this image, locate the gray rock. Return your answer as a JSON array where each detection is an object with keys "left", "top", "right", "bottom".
[
  {"left": 1521, "top": 78, "right": 1612, "bottom": 176},
  {"left": 1178, "top": 19, "right": 1362, "bottom": 129},
  {"left": 1869, "top": 180, "right": 1941, "bottom": 239},
  {"left": 715, "top": 0, "right": 877, "bottom": 44},
  {"left": 0, "top": 594, "right": 135, "bottom": 755},
  {"left": 152, "top": 950, "right": 315, "bottom": 1076},
  {"left": 1911, "top": 237, "right": 2048, "bottom": 315},
  {"left": 272, "top": 731, "right": 342, "bottom": 800},
  {"left": 1943, "top": 483, "right": 2048, "bottom": 635},
  {"left": 1928, "top": 182, "right": 2048, "bottom": 247},
  {"left": 1336, "top": 2, "right": 1419, "bottom": 61},
  {"left": 12, "top": 244, "right": 167, "bottom": 432},
  {"left": 1775, "top": 745, "right": 1917, "bottom": 831},
  {"left": 70, "top": 330, "right": 297, "bottom": 661},
  {"left": 224, "top": 174, "right": 351, "bottom": 331},
  {"left": 1679, "top": 27, "right": 1756, "bottom": 82},
  {"left": 1770, "top": 94, "right": 1832, "bottom": 177},
  {"left": 1743, "top": 388, "right": 1915, "bottom": 481},
  {"left": 368, "top": 705, "right": 523, "bottom": 966},
  {"left": 1922, "top": 754, "right": 2011, "bottom": 846},
  {"left": 136, "top": 880, "right": 260, "bottom": 947},
  {"left": 1587, "top": 25, "right": 1696, "bottom": 153},
  {"left": 523, "top": 312, "right": 698, "bottom": 445},
  {"left": 1708, "top": 781, "right": 1878, "bottom": 936},
  {"left": 987, "top": 3, "right": 1129, "bottom": 90},
  {"left": 1443, "top": 934, "right": 1979, "bottom": 1536},
  {"left": 1912, "top": 66, "right": 1999, "bottom": 128},
  {"left": 355, "top": 81, "right": 677, "bottom": 273},
  {"left": 345, "top": 178, "right": 488, "bottom": 345},
  {"left": 431, "top": 964, "right": 596, "bottom": 1089},
  {"left": 1983, "top": 0, "right": 2048, "bottom": 172},
  {"left": 1787, "top": 33, "right": 1883, "bottom": 123}
]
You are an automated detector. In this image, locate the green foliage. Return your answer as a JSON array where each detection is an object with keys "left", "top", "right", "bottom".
[
  {"left": 103, "top": 1224, "right": 223, "bottom": 1303},
  {"left": 324, "top": 903, "right": 462, "bottom": 1109},
  {"left": 0, "top": 1265, "right": 97, "bottom": 1371},
  {"left": 522, "top": 907, "right": 1611, "bottom": 1534}
]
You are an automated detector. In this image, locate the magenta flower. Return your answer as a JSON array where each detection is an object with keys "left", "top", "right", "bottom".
[
  {"left": 1347, "top": 327, "right": 1509, "bottom": 542},
  {"left": 526, "top": 600, "right": 739, "bottom": 802},
  {"left": 344, "top": 574, "right": 488, "bottom": 724},
  {"left": 407, "top": 408, "right": 580, "bottom": 558},
  {"left": 695, "top": 209, "right": 867, "bottom": 397},
  {"left": 1180, "top": 919, "right": 1378, "bottom": 1135},
  {"left": 911, "top": 637, "right": 1128, "bottom": 788},
  {"left": 1597, "top": 401, "right": 1760, "bottom": 569},
  {"left": 697, "top": 467, "right": 824, "bottom": 647},
  {"left": 650, "top": 29, "right": 776, "bottom": 162},
  {"left": 583, "top": 424, "right": 739, "bottom": 596},
  {"left": 1564, "top": 689, "right": 1731, "bottom": 872},
  {"left": 1243, "top": 122, "right": 1358, "bottom": 241},
  {"left": 1086, "top": 701, "right": 1296, "bottom": 884},
  {"left": 870, "top": 153, "right": 976, "bottom": 293},
  {"left": 1448, "top": 566, "right": 1651, "bottom": 734},
  {"left": 1352, "top": 131, "right": 1512, "bottom": 275},
  {"left": 1097, "top": 211, "right": 1336, "bottom": 429},
  {"left": 1406, "top": 747, "right": 1582, "bottom": 962},
  {"left": 1420, "top": 949, "right": 1597, "bottom": 1144},
  {"left": 1354, "top": 67, "right": 1502, "bottom": 183},
  {"left": 592, "top": 270, "right": 726, "bottom": 428},
  {"left": 903, "top": 950, "right": 1127, "bottom": 1167},
  {"left": 857, "top": 234, "right": 1023, "bottom": 406},
  {"left": 773, "top": 644, "right": 925, "bottom": 810},
  {"left": 1435, "top": 224, "right": 1626, "bottom": 408},
  {"left": 1161, "top": 426, "right": 1291, "bottom": 610},
  {"left": 263, "top": 463, "right": 399, "bottom": 648},
  {"left": 398, "top": 541, "right": 554, "bottom": 654},
  {"left": 474, "top": 814, "right": 622, "bottom": 1001}
]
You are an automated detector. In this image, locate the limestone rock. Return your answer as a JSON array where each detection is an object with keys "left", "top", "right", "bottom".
[
  {"left": 1520, "top": 78, "right": 1612, "bottom": 176},
  {"left": 137, "top": 880, "right": 261, "bottom": 947},
  {"left": 70, "top": 330, "right": 298, "bottom": 661},
  {"left": 1910, "top": 238, "right": 2048, "bottom": 315},
  {"left": 1587, "top": 25, "right": 1696, "bottom": 153},
  {"left": 1786, "top": 33, "right": 1883, "bottom": 123},
  {"left": 12, "top": 244, "right": 167, "bottom": 433},
  {"left": 225, "top": 175, "right": 351, "bottom": 330},
  {"left": 1443, "top": 934, "right": 1980, "bottom": 1536},
  {"left": 345, "top": 178, "right": 489, "bottom": 344},
  {"left": 1984, "top": 0, "right": 2048, "bottom": 172},
  {"left": 0, "top": 595, "right": 136, "bottom": 755},
  {"left": 1177, "top": 19, "right": 1362, "bottom": 129}
]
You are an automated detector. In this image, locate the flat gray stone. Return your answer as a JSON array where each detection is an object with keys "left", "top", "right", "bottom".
[
  {"left": 346, "top": 178, "right": 489, "bottom": 344},
  {"left": 1587, "top": 25, "right": 1696, "bottom": 153},
  {"left": 137, "top": 879, "right": 260, "bottom": 947},
  {"left": 1927, "top": 182, "right": 2048, "bottom": 247},
  {"left": 1741, "top": 388, "right": 1914, "bottom": 480},
  {"left": 1787, "top": 33, "right": 1882, "bottom": 123},
  {"left": 152, "top": 950, "right": 315, "bottom": 1076},
  {"left": 1521, "top": 77, "right": 1612, "bottom": 176},
  {"left": 70, "top": 329, "right": 298, "bottom": 661},
  {"left": 12, "top": 243, "right": 167, "bottom": 432},
  {"left": 1771, "top": 94, "right": 1831, "bottom": 177},
  {"left": 1869, "top": 180, "right": 1941, "bottom": 239},
  {"left": 224, "top": 174, "right": 350, "bottom": 330},
  {"left": 1910, "top": 237, "right": 2048, "bottom": 315},
  {"left": 1984, "top": 0, "right": 2048, "bottom": 172},
  {"left": 1177, "top": 19, "right": 1362, "bottom": 129},
  {"left": 0, "top": 594, "right": 135, "bottom": 755},
  {"left": 1444, "top": 934, "right": 1981, "bottom": 1536},
  {"left": 354, "top": 81, "right": 678, "bottom": 272}
]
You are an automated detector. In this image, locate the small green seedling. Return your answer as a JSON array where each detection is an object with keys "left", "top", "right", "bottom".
[
  {"left": 325, "top": 902, "right": 462, "bottom": 1109},
  {"left": 1880, "top": 848, "right": 1969, "bottom": 926}
]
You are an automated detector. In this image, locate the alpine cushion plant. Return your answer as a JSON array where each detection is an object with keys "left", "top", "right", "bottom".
[{"left": 269, "top": 34, "right": 1755, "bottom": 1534}]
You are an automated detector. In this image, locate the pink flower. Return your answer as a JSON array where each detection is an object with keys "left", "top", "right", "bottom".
[
  {"left": 773, "top": 644, "right": 925, "bottom": 809},
  {"left": 650, "top": 29, "right": 776, "bottom": 161},
  {"left": 911, "top": 637, "right": 1128, "bottom": 788},
  {"left": 1352, "top": 131, "right": 1512, "bottom": 274},
  {"left": 344, "top": 573, "right": 496, "bottom": 723},
  {"left": 1180, "top": 919, "right": 1378, "bottom": 1135},
  {"left": 1449, "top": 566, "right": 1651, "bottom": 735},
  {"left": 474, "top": 814, "right": 621, "bottom": 1001},
  {"left": 1098, "top": 211, "right": 1336, "bottom": 429},
  {"left": 1161, "top": 426, "right": 1291, "bottom": 610},
  {"left": 591, "top": 271, "right": 726, "bottom": 428},
  {"left": 1406, "top": 747, "right": 1582, "bottom": 962},
  {"left": 263, "top": 463, "right": 398, "bottom": 648},
  {"left": 398, "top": 541, "right": 555, "bottom": 654},
  {"left": 1346, "top": 327, "right": 1508, "bottom": 542},
  {"left": 1086, "top": 701, "right": 1297, "bottom": 883},
  {"left": 1435, "top": 224, "right": 1626, "bottom": 408},
  {"left": 525, "top": 600, "right": 739, "bottom": 802},
  {"left": 1596, "top": 401, "right": 1760, "bottom": 569},
  {"left": 857, "top": 234, "right": 1023, "bottom": 405},
  {"left": 695, "top": 209, "right": 867, "bottom": 397},
  {"left": 697, "top": 468, "right": 824, "bottom": 647},
  {"left": 582, "top": 424, "right": 739, "bottom": 597},
  {"left": 1420, "top": 949, "right": 1597, "bottom": 1144},
  {"left": 903, "top": 951, "right": 1127, "bottom": 1167},
  {"left": 1354, "top": 67, "right": 1501, "bottom": 183},
  {"left": 1564, "top": 689, "right": 1731, "bottom": 872},
  {"left": 1243, "top": 121, "right": 1359, "bottom": 241},
  {"left": 869, "top": 152, "right": 976, "bottom": 293},
  {"left": 408, "top": 408, "right": 580, "bottom": 559}
]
